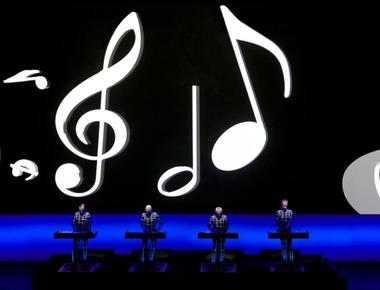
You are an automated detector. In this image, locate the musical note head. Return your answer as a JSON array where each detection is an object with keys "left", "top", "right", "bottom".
[
  {"left": 55, "top": 163, "right": 83, "bottom": 190},
  {"left": 212, "top": 121, "right": 267, "bottom": 171},
  {"left": 35, "top": 76, "right": 50, "bottom": 90}
]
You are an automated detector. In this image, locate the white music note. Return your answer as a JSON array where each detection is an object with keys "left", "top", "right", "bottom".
[
  {"left": 55, "top": 11, "right": 144, "bottom": 197},
  {"left": 157, "top": 85, "right": 200, "bottom": 197},
  {"left": 10, "top": 159, "right": 39, "bottom": 181},
  {"left": 3, "top": 70, "right": 49, "bottom": 90},
  {"left": 211, "top": 6, "right": 292, "bottom": 171}
]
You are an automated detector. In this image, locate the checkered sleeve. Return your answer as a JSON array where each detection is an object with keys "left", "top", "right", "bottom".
[
  {"left": 224, "top": 215, "right": 229, "bottom": 231},
  {"left": 140, "top": 213, "right": 146, "bottom": 231},
  {"left": 72, "top": 212, "right": 78, "bottom": 230},
  {"left": 156, "top": 213, "right": 163, "bottom": 231},
  {"left": 275, "top": 210, "right": 281, "bottom": 227},
  {"left": 87, "top": 212, "right": 92, "bottom": 231},
  {"left": 207, "top": 216, "right": 215, "bottom": 231}
]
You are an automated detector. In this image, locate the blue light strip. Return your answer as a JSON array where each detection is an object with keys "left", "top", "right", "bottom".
[{"left": 0, "top": 214, "right": 379, "bottom": 261}]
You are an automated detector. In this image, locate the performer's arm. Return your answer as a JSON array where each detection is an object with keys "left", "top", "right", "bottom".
[
  {"left": 275, "top": 211, "right": 280, "bottom": 230},
  {"left": 140, "top": 214, "right": 146, "bottom": 231},
  {"left": 72, "top": 213, "right": 76, "bottom": 230},
  {"left": 157, "top": 214, "right": 163, "bottom": 232},
  {"left": 88, "top": 213, "right": 92, "bottom": 231},
  {"left": 288, "top": 211, "right": 293, "bottom": 230},
  {"left": 207, "top": 217, "right": 213, "bottom": 231}
]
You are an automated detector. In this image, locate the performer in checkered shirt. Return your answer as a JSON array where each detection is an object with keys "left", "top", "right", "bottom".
[
  {"left": 72, "top": 203, "right": 91, "bottom": 265},
  {"left": 208, "top": 207, "right": 229, "bottom": 266},
  {"left": 275, "top": 199, "right": 294, "bottom": 263},
  {"left": 140, "top": 205, "right": 163, "bottom": 263}
]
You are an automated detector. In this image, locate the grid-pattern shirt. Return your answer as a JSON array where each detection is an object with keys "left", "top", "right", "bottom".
[
  {"left": 208, "top": 214, "right": 229, "bottom": 233},
  {"left": 72, "top": 211, "right": 91, "bottom": 232},
  {"left": 275, "top": 208, "right": 293, "bottom": 232},
  {"left": 141, "top": 212, "right": 163, "bottom": 232}
]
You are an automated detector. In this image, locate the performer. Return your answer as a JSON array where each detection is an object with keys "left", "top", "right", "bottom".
[
  {"left": 275, "top": 199, "right": 294, "bottom": 263},
  {"left": 140, "top": 204, "right": 163, "bottom": 264},
  {"left": 72, "top": 203, "right": 91, "bottom": 265},
  {"left": 208, "top": 207, "right": 229, "bottom": 267}
]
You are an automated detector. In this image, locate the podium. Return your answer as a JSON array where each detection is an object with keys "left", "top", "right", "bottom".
[
  {"left": 198, "top": 232, "right": 238, "bottom": 272},
  {"left": 268, "top": 232, "right": 309, "bottom": 239},
  {"left": 54, "top": 231, "right": 97, "bottom": 239},
  {"left": 54, "top": 231, "right": 98, "bottom": 272},
  {"left": 267, "top": 231, "right": 309, "bottom": 271},
  {"left": 125, "top": 231, "right": 167, "bottom": 272}
]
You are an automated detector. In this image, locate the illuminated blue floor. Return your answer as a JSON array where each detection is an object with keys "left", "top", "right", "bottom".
[{"left": 0, "top": 214, "right": 380, "bottom": 261}]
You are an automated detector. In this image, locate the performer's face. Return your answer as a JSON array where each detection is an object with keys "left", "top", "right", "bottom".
[
  {"left": 281, "top": 200, "right": 288, "bottom": 208},
  {"left": 79, "top": 204, "right": 85, "bottom": 212}
]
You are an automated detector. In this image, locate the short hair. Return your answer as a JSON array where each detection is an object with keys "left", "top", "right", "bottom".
[
  {"left": 215, "top": 207, "right": 223, "bottom": 214},
  {"left": 281, "top": 199, "right": 288, "bottom": 205}
]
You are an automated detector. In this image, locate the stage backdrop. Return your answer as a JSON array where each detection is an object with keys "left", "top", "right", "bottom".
[{"left": 0, "top": 2, "right": 378, "bottom": 213}]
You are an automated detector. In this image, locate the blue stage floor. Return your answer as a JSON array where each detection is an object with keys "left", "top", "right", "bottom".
[{"left": 0, "top": 214, "right": 379, "bottom": 261}]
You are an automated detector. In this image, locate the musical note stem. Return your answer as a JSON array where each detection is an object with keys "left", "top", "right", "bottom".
[{"left": 157, "top": 85, "right": 200, "bottom": 197}]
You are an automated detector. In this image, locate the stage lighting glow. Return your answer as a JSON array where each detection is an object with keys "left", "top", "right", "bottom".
[
  {"left": 55, "top": 11, "right": 143, "bottom": 197},
  {"left": 211, "top": 6, "right": 292, "bottom": 171},
  {"left": 10, "top": 159, "right": 39, "bottom": 181},
  {"left": 157, "top": 86, "right": 200, "bottom": 197},
  {"left": 3, "top": 69, "right": 49, "bottom": 90},
  {"left": 1, "top": 214, "right": 380, "bottom": 262}
]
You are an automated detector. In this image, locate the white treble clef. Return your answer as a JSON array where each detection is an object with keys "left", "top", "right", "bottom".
[{"left": 55, "top": 12, "right": 144, "bottom": 197}]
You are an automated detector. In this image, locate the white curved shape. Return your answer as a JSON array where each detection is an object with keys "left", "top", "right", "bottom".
[
  {"left": 55, "top": 11, "right": 143, "bottom": 197},
  {"left": 157, "top": 86, "right": 200, "bottom": 197},
  {"left": 3, "top": 69, "right": 49, "bottom": 90},
  {"left": 158, "top": 166, "right": 198, "bottom": 197},
  {"left": 374, "top": 162, "right": 380, "bottom": 199},
  {"left": 212, "top": 6, "right": 292, "bottom": 171},
  {"left": 75, "top": 109, "right": 128, "bottom": 159},
  {"left": 10, "top": 159, "right": 39, "bottom": 181},
  {"left": 220, "top": 6, "right": 291, "bottom": 98},
  {"left": 342, "top": 150, "right": 380, "bottom": 214}
]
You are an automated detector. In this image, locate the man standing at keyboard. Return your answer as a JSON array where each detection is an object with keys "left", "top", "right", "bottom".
[
  {"left": 72, "top": 203, "right": 91, "bottom": 266},
  {"left": 275, "top": 199, "right": 294, "bottom": 263},
  {"left": 208, "top": 207, "right": 229, "bottom": 269},
  {"left": 140, "top": 205, "right": 163, "bottom": 264}
]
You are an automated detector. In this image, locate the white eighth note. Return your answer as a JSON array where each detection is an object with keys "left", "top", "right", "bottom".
[
  {"left": 3, "top": 70, "right": 49, "bottom": 90},
  {"left": 212, "top": 6, "right": 292, "bottom": 171}
]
